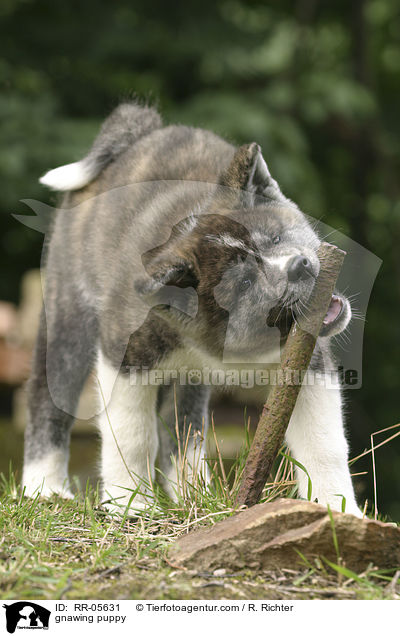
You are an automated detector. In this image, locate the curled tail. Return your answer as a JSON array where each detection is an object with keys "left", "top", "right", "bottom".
[{"left": 40, "top": 102, "right": 162, "bottom": 191}]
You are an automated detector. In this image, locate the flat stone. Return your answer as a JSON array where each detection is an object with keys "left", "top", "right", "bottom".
[{"left": 168, "top": 499, "right": 400, "bottom": 573}]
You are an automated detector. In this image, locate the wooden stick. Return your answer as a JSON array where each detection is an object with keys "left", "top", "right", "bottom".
[{"left": 235, "top": 242, "right": 346, "bottom": 508}]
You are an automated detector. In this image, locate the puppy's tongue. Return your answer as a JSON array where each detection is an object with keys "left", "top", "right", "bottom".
[{"left": 323, "top": 294, "right": 343, "bottom": 325}]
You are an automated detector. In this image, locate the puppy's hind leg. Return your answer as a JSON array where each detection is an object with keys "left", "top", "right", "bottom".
[
  {"left": 22, "top": 303, "right": 97, "bottom": 499},
  {"left": 157, "top": 384, "right": 211, "bottom": 501}
]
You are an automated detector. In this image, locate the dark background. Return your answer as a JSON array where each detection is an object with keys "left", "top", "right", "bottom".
[{"left": 1, "top": 0, "right": 399, "bottom": 518}]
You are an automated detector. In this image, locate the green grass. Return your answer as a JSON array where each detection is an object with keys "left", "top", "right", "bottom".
[{"left": 0, "top": 427, "right": 399, "bottom": 601}]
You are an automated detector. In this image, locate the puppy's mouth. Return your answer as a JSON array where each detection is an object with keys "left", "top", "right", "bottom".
[
  {"left": 323, "top": 294, "right": 344, "bottom": 327},
  {"left": 320, "top": 293, "right": 350, "bottom": 337},
  {"left": 269, "top": 292, "right": 348, "bottom": 338}
]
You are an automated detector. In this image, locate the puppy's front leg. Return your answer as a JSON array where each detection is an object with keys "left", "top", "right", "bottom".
[
  {"left": 285, "top": 376, "right": 361, "bottom": 517},
  {"left": 97, "top": 352, "right": 158, "bottom": 514}
]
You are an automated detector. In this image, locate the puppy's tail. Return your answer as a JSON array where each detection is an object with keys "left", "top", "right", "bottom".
[{"left": 39, "top": 102, "right": 162, "bottom": 191}]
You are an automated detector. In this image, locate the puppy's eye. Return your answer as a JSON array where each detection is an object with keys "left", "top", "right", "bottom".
[
  {"left": 272, "top": 235, "right": 280, "bottom": 245},
  {"left": 239, "top": 278, "right": 253, "bottom": 293}
]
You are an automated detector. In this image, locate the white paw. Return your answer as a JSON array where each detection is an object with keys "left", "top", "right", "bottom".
[
  {"left": 318, "top": 496, "right": 363, "bottom": 518},
  {"left": 343, "top": 504, "right": 364, "bottom": 519},
  {"left": 101, "top": 489, "right": 154, "bottom": 517},
  {"left": 102, "top": 500, "right": 152, "bottom": 517},
  {"left": 23, "top": 482, "right": 74, "bottom": 500},
  {"left": 22, "top": 453, "right": 72, "bottom": 499}
]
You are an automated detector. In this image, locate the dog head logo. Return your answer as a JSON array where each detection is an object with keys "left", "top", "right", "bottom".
[{"left": 3, "top": 602, "right": 50, "bottom": 633}]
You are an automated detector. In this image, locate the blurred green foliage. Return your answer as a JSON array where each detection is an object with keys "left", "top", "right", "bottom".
[{"left": 1, "top": 0, "right": 399, "bottom": 516}]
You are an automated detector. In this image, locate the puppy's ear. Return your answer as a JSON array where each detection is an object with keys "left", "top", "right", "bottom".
[
  {"left": 138, "top": 260, "right": 198, "bottom": 294},
  {"left": 220, "top": 142, "right": 289, "bottom": 204},
  {"left": 135, "top": 259, "right": 199, "bottom": 317}
]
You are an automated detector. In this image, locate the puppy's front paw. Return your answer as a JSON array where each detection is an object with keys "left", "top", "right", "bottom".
[
  {"left": 101, "top": 489, "right": 153, "bottom": 517},
  {"left": 23, "top": 481, "right": 74, "bottom": 500},
  {"left": 318, "top": 495, "right": 363, "bottom": 518},
  {"left": 343, "top": 504, "right": 363, "bottom": 519}
]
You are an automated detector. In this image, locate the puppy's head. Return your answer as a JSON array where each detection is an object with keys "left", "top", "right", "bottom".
[{"left": 136, "top": 144, "right": 351, "bottom": 358}]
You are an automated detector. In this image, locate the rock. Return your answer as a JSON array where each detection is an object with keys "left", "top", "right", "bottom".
[
  {"left": 212, "top": 568, "right": 226, "bottom": 577},
  {"left": 168, "top": 499, "right": 400, "bottom": 573}
]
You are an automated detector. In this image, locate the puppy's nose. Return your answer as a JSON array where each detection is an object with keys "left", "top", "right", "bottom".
[{"left": 287, "top": 255, "right": 314, "bottom": 281}]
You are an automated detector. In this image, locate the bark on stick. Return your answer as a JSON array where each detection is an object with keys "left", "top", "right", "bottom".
[{"left": 235, "top": 242, "right": 346, "bottom": 508}]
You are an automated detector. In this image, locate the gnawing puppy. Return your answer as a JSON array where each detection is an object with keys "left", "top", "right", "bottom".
[{"left": 22, "top": 103, "right": 360, "bottom": 517}]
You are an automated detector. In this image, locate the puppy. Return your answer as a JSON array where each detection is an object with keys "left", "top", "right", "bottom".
[{"left": 22, "top": 102, "right": 361, "bottom": 516}]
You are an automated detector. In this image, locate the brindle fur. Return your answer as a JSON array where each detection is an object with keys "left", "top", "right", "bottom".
[{"left": 23, "top": 102, "right": 358, "bottom": 514}]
